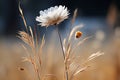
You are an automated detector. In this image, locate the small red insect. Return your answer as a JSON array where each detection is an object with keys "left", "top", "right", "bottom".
[{"left": 75, "top": 31, "right": 82, "bottom": 38}]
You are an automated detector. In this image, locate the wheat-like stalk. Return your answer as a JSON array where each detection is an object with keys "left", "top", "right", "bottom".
[
  {"left": 59, "top": 9, "right": 104, "bottom": 80},
  {"left": 18, "top": 2, "right": 104, "bottom": 80},
  {"left": 18, "top": 3, "right": 46, "bottom": 80}
]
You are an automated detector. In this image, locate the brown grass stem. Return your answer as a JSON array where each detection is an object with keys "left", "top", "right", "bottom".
[
  {"left": 56, "top": 27, "right": 65, "bottom": 59},
  {"left": 56, "top": 26, "right": 69, "bottom": 80}
]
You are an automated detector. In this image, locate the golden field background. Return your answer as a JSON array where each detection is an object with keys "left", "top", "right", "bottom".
[
  {"left": 0, "top": 0, "right": 120, "bottom": 80},
  {"left": 0, "top": 31, "right": 120, "bottom": 80}
]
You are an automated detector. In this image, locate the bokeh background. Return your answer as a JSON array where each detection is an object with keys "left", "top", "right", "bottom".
[{"left": 0, "top": 0, "right": 120, "bottom": 80}]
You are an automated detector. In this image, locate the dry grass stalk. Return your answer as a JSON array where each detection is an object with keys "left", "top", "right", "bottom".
[
  {"left": 55, "top": 9, "right": 80, "bottom": 80},
  {"left": 87, "top": 51, "right": 104, "bottom": 61},
  {"left": 18, "top": 3, "right": 46, "bottom": 80},
  {"left": 19, "top": 2, "right": 27, "bottom": 30},
  {"left": 55, "top": 9, "right": 82, "bottom": 80},
  {"left": 68, "top": 51, "right": 104, "bottom": 80},
  {"left": 71, "top": 9, "right": 78, "bottom": 25},
  {"left": 18, "top": 31, "right": 34, "bottom": 49},
  {"left": 61, "top": 9, "right": 104, "bottom": 80},
  {"left": 18, "top": 3, "right": 104, "bottom": 80}
]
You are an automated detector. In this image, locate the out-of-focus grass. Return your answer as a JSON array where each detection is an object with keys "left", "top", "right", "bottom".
[{"left": 0, "top": 34, "right": 120, "bottom": 80}]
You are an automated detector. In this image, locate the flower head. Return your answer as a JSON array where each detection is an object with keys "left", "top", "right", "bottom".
[{"left": 36, "top": 5, "right": 69, "bottom": 27}]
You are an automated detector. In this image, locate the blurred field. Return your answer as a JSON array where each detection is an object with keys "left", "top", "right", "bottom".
[
  {"left": 0, "top": 32, "right": 120, "bottom": 80},
  {"left": 0, "top": 0, "right": 120, "bottom": 80}
]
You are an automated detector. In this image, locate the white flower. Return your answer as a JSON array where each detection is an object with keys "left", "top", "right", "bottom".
[{"left": 36, "top": 5, "right": 69, "bottom": 27}]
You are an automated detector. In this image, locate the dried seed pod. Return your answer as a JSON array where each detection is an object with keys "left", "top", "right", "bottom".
[
  {"left": 75, "top": 31, "right": 82, "bottom": 38},
  {"left": 18, "top": 67, "right": 24, "bottom": 71}
]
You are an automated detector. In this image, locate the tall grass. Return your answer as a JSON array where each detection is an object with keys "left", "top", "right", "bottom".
[{"left": 18, "top": 2, "right": 104, "bottom": 80}]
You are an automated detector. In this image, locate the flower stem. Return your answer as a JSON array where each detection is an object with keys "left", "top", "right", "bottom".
[
  {"left": 56, "top": 26, "right": 69, "bottom": 80},
  {"left": 57, "top": 27, "right": 65, "bottom": 59}
]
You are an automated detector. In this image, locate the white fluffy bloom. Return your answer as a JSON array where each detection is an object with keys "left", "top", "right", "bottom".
[{"left": 36, "top": 5, "right": 69, "bottom": 27}]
